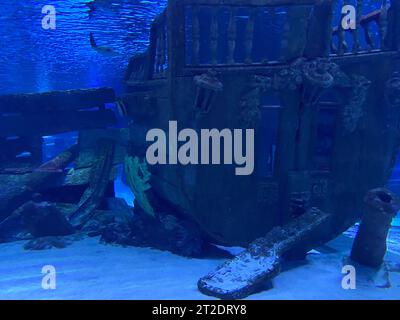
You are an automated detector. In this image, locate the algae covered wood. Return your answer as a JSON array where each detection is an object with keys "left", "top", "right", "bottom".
[
  {"left": 351, "top": 188, "right": 400, "bottom": 267},
  {"left": 69, "top": 138, "right": 116, "bottom": 229},
  {"left": 0, "top": 144, "right": 79, "bottom": 222},
  {"left": 0, "top": 88, "right": 116, "bottom": 113},
  {"left": 125, "top": 0, "right": 400, "bottom": 248},
  {"left": 124, "top": 156, "right": 155, "bottom": 216},
  {"left": 0, "top": 110, "right": 117, "bottom": 136},
  {"left": 198, "top": 208, "right": 331, "bottom": 299}
]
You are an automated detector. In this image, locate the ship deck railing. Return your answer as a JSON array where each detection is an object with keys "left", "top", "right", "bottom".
[{"left": 125, "top": 0, "right": 400, "bottom": 83}]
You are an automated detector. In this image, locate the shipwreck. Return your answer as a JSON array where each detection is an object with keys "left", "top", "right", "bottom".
[
  {"left": 0, "top": 0, "right": 400, "bottom": 299},
  {"left": 123, "top": 0, "right": 400, "bottom": 245}
]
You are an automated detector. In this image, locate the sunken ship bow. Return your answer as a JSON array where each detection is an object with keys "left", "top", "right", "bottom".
[{"left": 123, "top": 0, "right": 400, "bottom": 247}]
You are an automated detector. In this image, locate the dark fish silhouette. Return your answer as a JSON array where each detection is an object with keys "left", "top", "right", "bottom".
[{"left": 90, "top": 32, "right": 116, "bottom": 55}]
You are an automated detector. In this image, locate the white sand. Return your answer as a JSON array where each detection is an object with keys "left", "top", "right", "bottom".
[{"left": 0, "top": 234, "right": 399, "bottom": 300}]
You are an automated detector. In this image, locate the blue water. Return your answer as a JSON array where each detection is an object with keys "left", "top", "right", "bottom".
[
  {"left": 0, "top": 0, "right": 384, "bottom": 95},
  {"left": 0, "top": 0, "right": 166, "bottom": 95}
]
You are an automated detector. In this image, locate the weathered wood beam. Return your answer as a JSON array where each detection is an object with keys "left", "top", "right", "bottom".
[
  {"left": 244, "top": 8, "right": 256, "bottom": 64},
  {"left": 282, "top": 5, "right": 312, "bottom": 60},
  {"left": 0, "top": 145, "right": 79, "bottom": 223},
  {"left": 0, "top": 88, "right": 116, "bottom": 113},
  {"left": 75, "top": 128, "right": 127, "bottom": 169},
  {"left": 352, "top": 0, "right": 363, "bottom": 53},
  {"left": 198, "top": 208, "right": 331, "bottom": 299},
  {"left": 62, "top": 166, "right": 118, "bottom": 187},
  {"left": 379, "top": 0, "right": 389, "bottom": 49},
  {"left": 0, "top": 109, "right": 117, "bottom": 136},
  {"left": 210, "top": 7, "right": 219, "bottom": 65},
  {"left": 192, "top": 5, "right": 200, "bottom": 65},
  {"left": 69, "top": 138, "right": 116, "bottom": 229},
  {"left": 227, "top": 7, "right": 237, "bottom": 64},
  {"left": 393, "top": 0, "right": 400, "bottom": 50},
  {"left": 386, "top": 0, "right": 400, "bottom": 50}
]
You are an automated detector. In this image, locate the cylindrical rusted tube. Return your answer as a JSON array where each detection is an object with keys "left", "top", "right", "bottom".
[{"left": 351, "top": 188, "right": 400, "bottom": 268}]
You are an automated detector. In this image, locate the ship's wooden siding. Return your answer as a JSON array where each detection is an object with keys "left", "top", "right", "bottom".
[
  {"left": 0, "top": 88, "right": 117, "bottom": 172},
  {"left": 125, "top": 0, "right": 400, "bottom": 245},
  {"left": 0, "top": 88, "right": 117, "bottom": 136}
]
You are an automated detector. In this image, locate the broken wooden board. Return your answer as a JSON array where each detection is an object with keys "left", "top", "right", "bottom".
[
  {"left": 63, "top": 166, "right": 118, "bottom": 187},
  {"left": 0, "top": 145, "right": 79, "bottom": 222},
  {"left": 0, "top": 110, "right": 117, "bottom": 136},
  {"left": 0, "top": 201, "right": 124, "bottom": 243},
  {"left": 197, "top": 208, "right": 331, "bottom": 299},
  {"left": 69, "top": 138, "right": 116, "bottom": 228},
  {"left": 75, "top": 128, "right": 129, "bottom": 169},
  {"left": 0, "top": 87, "right": 115, "bottom": 113}
]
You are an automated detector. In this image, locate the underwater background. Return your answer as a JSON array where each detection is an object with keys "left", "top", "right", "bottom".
[
  {"left": 1, "top": 1, "right": 400, "bottom": 300},
  {"left": 0, "top": 0, "right": 167, "bottom": 95},
  {"left": 0, "top": 0, "right": 399, "bottom": 249}
]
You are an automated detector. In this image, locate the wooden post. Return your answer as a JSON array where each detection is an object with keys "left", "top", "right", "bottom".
[
  {"left": 364, "top": 23, "right": 374, "bottom": 51},
  {"left": 304, "top": 0, "right": 336, "bottom": 58},
  {"left": 389, "top": 0, "right": 400, "bottom": 50},
  {"left": 351, "top": 188, "right": 400, "bottom": 267},
  {"left": 352, "top": 0, "right": 362, "bottom": 53},
  {"left": 167, "top": 0, "right": 186, "bottom": 77},
  {"left": 210, "top": 7, "right": 219, "bottom": 65},
  {"left": 227, "top": 7, "right": 237, "bottom": 64},
  {"left": 198, "top": 208, "right": 331, "bottom": 300},
  {"left": 244, "top": 8, "right": 256, "bottom": 64},
  {"left": 396, "top": 0, "right": 400, "bottom": 50},
  {"left": 192, "top": 6, "right": 200, "bottom": 65},
  {"left": 160, "top": 22, "right": 167, "bottom": 75},
  {"left": 338, "top": 0, "right": 349, "bottom": 55},
  {"left": 379, "top": 0, "right": 389, "bottom": 49}
]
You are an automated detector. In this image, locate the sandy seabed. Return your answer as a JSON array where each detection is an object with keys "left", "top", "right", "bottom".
[{"left": 0, "top": 232, "right": 399, "bottom": 300}]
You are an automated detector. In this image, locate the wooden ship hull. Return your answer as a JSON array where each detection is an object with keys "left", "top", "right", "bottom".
[
  {"left": 0, "top": 88, "right": 129, "bottom": 232},
  {"left": 123, "top": 0, "right": 400, "bottom": 246}
]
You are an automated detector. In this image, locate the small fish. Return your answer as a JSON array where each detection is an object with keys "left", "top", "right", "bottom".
[
  {"left": 15, "top": 151, "right": 31, "bottom": 159},
  {"left": 90, "top": 32, "right": 116, "bottom": 55}
]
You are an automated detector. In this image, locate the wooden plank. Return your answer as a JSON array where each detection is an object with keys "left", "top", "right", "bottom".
[
  {"left": 75, "top": 129, "right": 128, "bottom": 169},
  {"left": 122, "top": 92, "right": 158, "bottom": 119},
  {"left": 167, "top": 0, "right": 186, "bottom": 77},
  {"left": 385, "top": 0, "right": 400, "bottom": 50},
  {"left": 0, "top": 109, "right": 117, "bottom": 136},
  {"left": 78, "top": 128, "right": 129, "bottom": 149},
  {"left": 304, "top": 0, "right": 334, "bottom": 58},
  {"left": 281, "top": 5, "right": 312, "bottom": 61},
  {"left": 227, "top": 7, "right": 237, "bottom": 64},
  {"left": 0, "top": 88, "right": 116, "bottom": 114},
  {"left": 0, "top": 145, "right": 78, "bottom": 222},
  {"left": 198, "top": 208, "right": 331, "bottom": 299},
  {"left": 63, "top": 166, "right": 118, "bottom": 187},
  {"left": 69, "top": 138, "right": 116, "bottom": 228}
]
